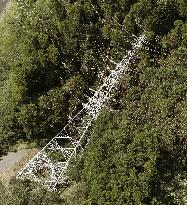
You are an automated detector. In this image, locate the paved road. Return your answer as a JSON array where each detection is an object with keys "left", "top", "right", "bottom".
[
  {"left": 0, "top": 150, "right": 27, "bottom": 174},
  {"left": 0, "top": 0, "right": 9, "bottom": 14}
]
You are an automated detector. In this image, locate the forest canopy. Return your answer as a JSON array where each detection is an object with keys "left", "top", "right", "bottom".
[{"left": 0, "top": 0, "right": 187, "bottom": 204}]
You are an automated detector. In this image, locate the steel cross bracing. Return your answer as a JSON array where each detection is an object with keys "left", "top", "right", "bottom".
[{"left": 16, "top": 35, "right": 146, "bottom": 191}]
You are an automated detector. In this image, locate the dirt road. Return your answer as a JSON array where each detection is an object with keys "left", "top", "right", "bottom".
[
  {"left": 0, "top": 0, "right": 9, "bottom": 14},
  {"left": 0, "top": 150, "right": 27, "bottom": 174},
  {"left": 0, "top": 148, "right": 38, "bottom": 185}
]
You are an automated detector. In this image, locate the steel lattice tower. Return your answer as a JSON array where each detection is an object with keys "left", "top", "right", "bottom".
[{"left": 16, "top": 35, "right": 145, "bottom": 191}]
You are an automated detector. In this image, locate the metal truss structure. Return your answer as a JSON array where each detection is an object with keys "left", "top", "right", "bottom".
[{"left": 16, "top": 35, "right": 146, "bottom": 191}]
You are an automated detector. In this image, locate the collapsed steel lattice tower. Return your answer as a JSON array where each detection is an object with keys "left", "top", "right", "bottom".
[{"left": 16, "top": 35, "right": 145, "bottom": 191}]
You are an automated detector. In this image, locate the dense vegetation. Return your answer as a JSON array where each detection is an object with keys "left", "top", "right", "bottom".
[{"left": 0, "top": 0, "right": 187, "bottom": 204}]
